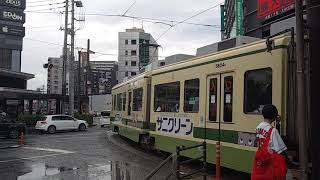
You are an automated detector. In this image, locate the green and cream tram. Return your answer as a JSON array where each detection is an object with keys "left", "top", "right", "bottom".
[{"left": 111, "top": 35, "right": 296, "bottom": 173}]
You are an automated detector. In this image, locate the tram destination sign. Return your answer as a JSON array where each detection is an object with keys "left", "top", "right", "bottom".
[
  {"left": 0, "top": 0, "right": 26, "bottom": 9},
  {"left": 0, "top": 24, "right": 25, "bottom": 36},
  {"left": 0, "top": 6, "right": 25, "bottom": 23},
  {"left": 258, "top": 0, "right": 294, "bottom": 20}
]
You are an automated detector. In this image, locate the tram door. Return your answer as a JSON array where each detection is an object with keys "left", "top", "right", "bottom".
[
  {"left": 128, "top": 91, "right": 132, "bottom": 116},
  {"left": 206, "top": 73, "right": 234, "bottom": 124}
]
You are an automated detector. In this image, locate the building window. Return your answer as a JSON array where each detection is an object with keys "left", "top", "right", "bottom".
[
  {"left": 117, "top": 94, "right": 121, "bottom": 111},
  {"left": 54, "top": 81, "right": 58, "bottom": 84},
  {"left": 244, "top": 68, "right": 272, "bottom": 114},
  {"left": 54, "top": 86, "right": 58, "bottom": 90},
  {"left": 184, "top": 79, "right": 199, "bottom": 113},
  {"left": 125, "top": 72, "right": 128, "bottom": 77},
  {"left": 131, "top": 72, "right": 136, "bottom": 76},
  {"left": 125, "top": 50, "right": 128, "bottom": 56},
  {"left": 154, "top": 82, "right": 180, "bottom": 112},
  {"left": 131, "top": 40, "right": 137, "bottom": 45},
  {"left": 113, "top": 95, "right": 116, "bottom": 111},
  {"left": 125, "top": 40, "right": 128, "bottom": 45},
  {"left": 122, "top": 92, "right": 126, "bottom": 111},
  {"left": 223, "top": 76, "right": 233, "bottom": 122},
  {"left": 131, "top": 50, "right": 137, "bottom": 56},
  {"left": 131, "top": 61, "right": 136, "bottom": 66},
  {"left": 133, "top": 88, "right": 143, "bottom": 111}
]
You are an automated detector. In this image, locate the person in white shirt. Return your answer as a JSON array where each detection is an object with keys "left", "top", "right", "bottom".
[{"left": 256, "top": 104, "right": 287, "bottom": 154}]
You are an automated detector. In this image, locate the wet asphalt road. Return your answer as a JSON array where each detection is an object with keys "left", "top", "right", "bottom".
[{"left": 0, "top": 127, "right": 249, "bottom": 180}]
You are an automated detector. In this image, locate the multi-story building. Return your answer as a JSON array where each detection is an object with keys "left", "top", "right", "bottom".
[
  {"left": 47, "top": 57, "right": 63, "bottom": 95},
  {"left": 0, "top": 0, "right": 38, "bottom": 117},
  {"left": 118, "top": 27, "right": 159, "bottom": 83},
  {"left": 75, "top": 52, "right": 118, "bottom": 96},
  {"left": 223, "top": 0, "right": 295, "bottom": 39}
]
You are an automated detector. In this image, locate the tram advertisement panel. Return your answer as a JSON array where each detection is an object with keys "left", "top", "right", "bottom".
[{"left": 156, "top": 116, "right": 194, "bottom": 137}]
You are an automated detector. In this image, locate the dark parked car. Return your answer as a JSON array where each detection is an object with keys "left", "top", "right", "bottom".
[{"left": 0, "top": 115, "right": 26, "bottom": 139}]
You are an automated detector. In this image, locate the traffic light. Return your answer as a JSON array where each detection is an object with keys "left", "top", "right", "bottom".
[{"left": 43, "top": 63, "right": 54, "bottom": 69}]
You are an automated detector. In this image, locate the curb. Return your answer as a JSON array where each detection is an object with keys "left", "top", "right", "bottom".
[{"left": 0, "top": 145, "right": 21, "bottom": 150}]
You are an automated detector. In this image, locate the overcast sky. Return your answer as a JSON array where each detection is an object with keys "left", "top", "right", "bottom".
[{"left": 22, "top": 0, "right": 223, "bottom": 90}]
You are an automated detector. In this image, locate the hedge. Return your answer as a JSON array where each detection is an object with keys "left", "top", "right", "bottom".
[
  {"left": 18, "top": 114, "right": 45, "bottom": 127},
  {"left": 74, "top": 113, "right": 93, "bottom": 126}
]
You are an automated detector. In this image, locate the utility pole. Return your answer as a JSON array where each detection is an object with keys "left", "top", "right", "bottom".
[
  {"left": 62, "top": 0, "right": 69, "bottom": 114},
  {"left": 295, "top": 0, "right": 308, "bottom": 179},
  {"left": 306, "top": 0, "right": 320, "bottom": 179},
  {"left": 78, "top": 50, "right": 81, "bottom": 114},
  {"left": 69, "top": 0, "right": 75, "bottom": 116},
  {"left": 86, "top": 39, "right": 91, "bottom": 112}
]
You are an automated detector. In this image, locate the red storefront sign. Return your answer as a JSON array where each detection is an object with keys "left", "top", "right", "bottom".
[{"left": 258, "top": 0, "right": 295, "bottom": 20}]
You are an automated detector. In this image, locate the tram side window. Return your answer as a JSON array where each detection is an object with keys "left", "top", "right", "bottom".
[
  {"left": 112, "top": 95, "right": 115, "bottom": 111},
  {"left": 184, "top": 79, "right": 199, "bottom": 113},
  {"left": 133, "top": 88, "right": 143, "bottom": 111},
  {"left": 116, "top": 94, "right": 121, "bottom": 111},
  {"left": 244, "top": 68, "right": 272, "bottom": 114},
  {"left": 154, "top": 82, "right": 180, "bottom": 112},
  {"left": 122, "top": 92, "right": 126, "bottom": 111}
]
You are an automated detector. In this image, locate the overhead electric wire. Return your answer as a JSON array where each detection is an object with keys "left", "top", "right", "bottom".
[
  {"left": 27, "top": 0, "right": 59, "bottom": 4},
  {"left": 122, "top": 1, "right": 136, "bottom": 16},
  {"left": 27, "top": 1, "right": 65, "bottom": 8},
  {"left": 25, "top": 6, "right": 66, "bottom": 12},
  {"left": 25, "top": 24, "right": 60, "bottom": 29},
  {"left": 24, "top": 38, "right": 166, "bottom": 58},
  {"left": 84, "top": 13, "right": 220, "bottom": 28},
  {"left": 24, "top": 11, "right": 220, "bottom": 28},
  {"left": 156, "top": 1, "right": 224, "bottom": 41}
]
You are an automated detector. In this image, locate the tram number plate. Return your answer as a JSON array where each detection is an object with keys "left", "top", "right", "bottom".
[{"left": 216, "top": 62, "right": 226, "bottom": 68}]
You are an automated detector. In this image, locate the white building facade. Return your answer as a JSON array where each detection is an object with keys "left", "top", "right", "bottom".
[{"left": 118, "top": 27, "right": 158, "bottom": 83}]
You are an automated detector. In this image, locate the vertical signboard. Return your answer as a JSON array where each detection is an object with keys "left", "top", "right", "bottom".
[
  {"left": 220, "top": 5, "right": 225, "bottom": 40},
  {"left": 258, "top": 0, "right": 295, "bottom": 20},
  {"left": 235, "top": 0, "right": 244, "bottom": 36}
]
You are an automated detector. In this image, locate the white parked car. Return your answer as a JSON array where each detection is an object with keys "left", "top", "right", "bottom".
[
  {"left": 100, "top": 111, "right": 111, "bottom": 127},
  {"left": 35, "top": 115, "right": 88, "bottom": 134}
]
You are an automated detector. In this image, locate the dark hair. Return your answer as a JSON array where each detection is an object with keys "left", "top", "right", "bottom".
[{"left": 262, "top": 104, "right": 278, "bottom": 120}]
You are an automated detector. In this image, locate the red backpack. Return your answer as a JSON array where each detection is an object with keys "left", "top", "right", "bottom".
[{"left": 251, "top": 128, "right": 287, "bottom": 180}]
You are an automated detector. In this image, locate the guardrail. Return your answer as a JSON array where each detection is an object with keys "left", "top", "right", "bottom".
[{"left": 144, "top": 141, "right": 207, "bottom": 180}]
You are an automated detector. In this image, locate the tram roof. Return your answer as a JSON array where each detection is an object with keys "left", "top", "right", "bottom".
[
  {"left": 112, "top": 71, "right": 151, "bottom": 90},
  {"left": 151, "top": 35, "right": 290, "bottom": 76}
]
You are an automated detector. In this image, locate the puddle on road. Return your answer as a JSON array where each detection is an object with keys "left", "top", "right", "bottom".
[{"left": 18, "top": 161, "right": 132, "bottom": 180}]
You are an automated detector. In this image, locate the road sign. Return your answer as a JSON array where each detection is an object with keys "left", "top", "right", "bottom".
[{"left": 0, "top": 23, "right": 24, "bottom": 36}]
